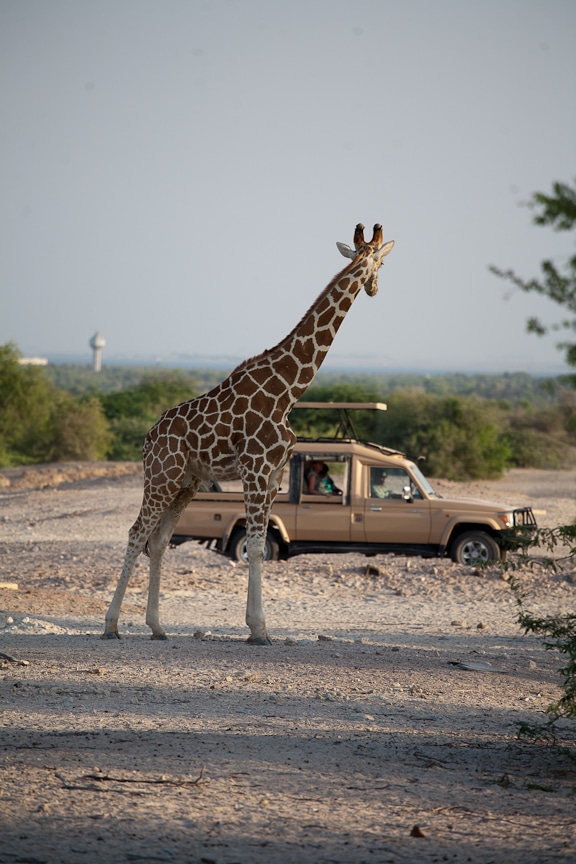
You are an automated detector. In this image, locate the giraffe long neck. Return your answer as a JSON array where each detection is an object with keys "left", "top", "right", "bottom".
[{"left": 250, "top": 255, "right": 373, "bottom": 409}]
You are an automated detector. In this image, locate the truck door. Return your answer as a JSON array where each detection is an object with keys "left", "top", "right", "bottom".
[
  {"left": 295, "top": 457, "right": 352, "bottom": 542},
  {"left": 363, "top": 465, "right": 431, "bottom": 544}
]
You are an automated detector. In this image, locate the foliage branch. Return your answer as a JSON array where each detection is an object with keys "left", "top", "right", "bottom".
[
  {"left": 505, "top": 526, "right": 576, "bottom": 756},
  {"left": 491, "top": 179, "right": 576, "bottom": 368}
]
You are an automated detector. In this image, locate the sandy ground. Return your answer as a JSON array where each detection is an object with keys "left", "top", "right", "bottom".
[{"left": 1, "top": 462, "right": 575, "bottom": 864}]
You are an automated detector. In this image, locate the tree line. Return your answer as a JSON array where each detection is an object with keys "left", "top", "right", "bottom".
[{"left": 2, "top": 341, "right": 576, "bottom": 479}]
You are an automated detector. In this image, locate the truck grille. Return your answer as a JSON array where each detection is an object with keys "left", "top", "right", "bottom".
[{"left": 513, "top": 507, "right": 538, "bottom": 528}]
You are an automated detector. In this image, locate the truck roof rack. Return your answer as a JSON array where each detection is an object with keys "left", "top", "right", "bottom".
[
  {"left": 294, "top": 437, "right": 405, "bottom": 458},
  {"left": 290, "top": 401, "right": 388, "bottom": 442},
  {"left": 292, "top": 401, "right": 387, "bottom": 411}
]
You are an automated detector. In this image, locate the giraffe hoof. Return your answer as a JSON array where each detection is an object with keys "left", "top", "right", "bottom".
[
  {"left": 246, "top": 635, "right": 272, "bottom": 646},
  {"left": 101, "top": 631, "right": 121, "bottom": 640},
  {"left": 150, "top": 633, "right": 168, "bottom": 641}
]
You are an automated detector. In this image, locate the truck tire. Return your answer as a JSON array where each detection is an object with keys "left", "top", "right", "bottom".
[
  {"left": 450, "top": 531, "right": 500, "bottom": 565},
  {"left": 229, "top": 528, "right": 280, "bottom": 563}
]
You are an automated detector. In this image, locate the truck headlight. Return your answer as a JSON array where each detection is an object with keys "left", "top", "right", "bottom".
[{"left": 497, "top": 511, "right": 514, "bottom": 528}]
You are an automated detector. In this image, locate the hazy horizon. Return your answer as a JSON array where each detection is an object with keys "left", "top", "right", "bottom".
[{"left": 29, "top": 349, "right": 568, "bottom": 378}]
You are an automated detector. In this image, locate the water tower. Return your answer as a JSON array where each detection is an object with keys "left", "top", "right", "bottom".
[{"left": 89, "top": 331, "right": 106, "bottom": 372}]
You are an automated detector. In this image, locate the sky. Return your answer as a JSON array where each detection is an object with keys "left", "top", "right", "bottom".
[{"left": 1, "top": 0, "right": 575, "bottom": 375}]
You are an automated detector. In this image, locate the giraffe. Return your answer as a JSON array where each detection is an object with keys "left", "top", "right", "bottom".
[{"left": 102, "top": 223, "right": 395, "bottom": 644}]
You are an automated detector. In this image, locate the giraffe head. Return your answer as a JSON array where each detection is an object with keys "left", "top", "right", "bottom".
[{"left": 336, "top": 223, "right": 395, "bottom": 296}]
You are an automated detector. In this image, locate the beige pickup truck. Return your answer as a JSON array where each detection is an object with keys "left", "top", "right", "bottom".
[{"left": 173, "top": 403, "right": 537, "bottom": 565}]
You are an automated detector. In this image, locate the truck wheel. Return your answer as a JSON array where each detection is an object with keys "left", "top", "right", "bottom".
[
  {"left": 229, "top": 529, "right": 280, "bottom": 563},
  {"left": 450, "top": 531, "right": 500, "bottom": 565}
]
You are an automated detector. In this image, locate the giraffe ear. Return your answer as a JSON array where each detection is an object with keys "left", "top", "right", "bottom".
[
  {"left": 336, "top": 242, "right": 357, "bottom": 260},
  {"left": 378, "top": 240, "right": 395, "bottom": 259}
]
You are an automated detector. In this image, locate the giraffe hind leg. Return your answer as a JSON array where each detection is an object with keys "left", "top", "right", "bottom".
[
  {"left": 102, "top": 515, "right": 151, "bottom": 639},
  {"left": 102, "top": 468, "right": 195, "bottom": 639},
  {"left": 144, "top": 482, "right": 200, "bottom": 640}
]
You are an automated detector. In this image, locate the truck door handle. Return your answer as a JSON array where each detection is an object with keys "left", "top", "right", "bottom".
[{"left": 370, "top": 506, "right": 382, "bottom": 511}]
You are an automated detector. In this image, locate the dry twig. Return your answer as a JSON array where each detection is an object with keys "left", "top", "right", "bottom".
[{"left": 82, "top": 765, "right": 206, "bottom": 787}]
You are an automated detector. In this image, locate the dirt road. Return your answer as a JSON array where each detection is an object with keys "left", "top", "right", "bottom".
[{"left": 1, "top": 463, "right": 575, "bottom": 863}]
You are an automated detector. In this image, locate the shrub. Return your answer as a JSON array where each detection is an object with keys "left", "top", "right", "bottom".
[
  {"left": 45, "top": 396, "right": 113, "bottom": 462},
  {"left": 506, "top": 529, "right": 576, "bottom": 756}
]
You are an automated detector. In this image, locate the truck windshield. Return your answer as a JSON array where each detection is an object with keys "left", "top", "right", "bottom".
[{"left": 409, "top": 463, "right": 439, "bottom": 497}]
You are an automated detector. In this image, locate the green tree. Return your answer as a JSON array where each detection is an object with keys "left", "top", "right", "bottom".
[
  {"left": 490, "top": 179, "right": 576, "bottom": 366},
  {"left": 0, "top": 343, "right": 112, "bottom": 465},
  {"left": 45, "top": 396, "right": 112, "bottom": 462},
  {"left": 0, "top": 343, "right": 56, "bottom": 465}
]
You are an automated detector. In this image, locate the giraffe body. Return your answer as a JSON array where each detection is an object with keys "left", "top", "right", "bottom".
[{"left": 102, "top": 224, "right": 394, "bottom": 643}]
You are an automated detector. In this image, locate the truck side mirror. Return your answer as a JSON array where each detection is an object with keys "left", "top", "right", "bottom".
[{"left": 403, "top": 485, "right": 413, "bottom": 502}]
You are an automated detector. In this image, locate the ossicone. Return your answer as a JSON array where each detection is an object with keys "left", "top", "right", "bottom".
[{"left": 371, "top": 224, "right": 383, "bottom": 246}]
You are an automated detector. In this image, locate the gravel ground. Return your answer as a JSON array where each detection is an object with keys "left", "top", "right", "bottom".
[{"left": 1, "top": 462, "right": 575, "bottom": 864}]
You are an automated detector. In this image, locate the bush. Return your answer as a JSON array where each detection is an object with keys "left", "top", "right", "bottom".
[
  {"left": 374, "top": 391, "right": 513, "bottom": 479},
  {"left": 503, "top": 428, "right": 572, "bottom": 469}
]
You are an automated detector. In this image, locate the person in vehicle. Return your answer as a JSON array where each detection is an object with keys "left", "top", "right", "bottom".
[
  {"left": 371, "top": 469, "right": 393, "bottom": 498},
  {"left": 307, "top": 461, "right": 342, "bottom": 496}
]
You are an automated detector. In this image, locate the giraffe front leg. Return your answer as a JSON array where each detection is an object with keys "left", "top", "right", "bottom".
[
  {"left": 243, "top": 466, "right": 287, "bottom": 645},
  {"left": 245, "top": 528, "right": 271, "bottom": 645}
]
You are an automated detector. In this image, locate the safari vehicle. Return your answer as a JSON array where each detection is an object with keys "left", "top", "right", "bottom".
[{"left": 172, "top": 403, "right": 537, "bottom": 565}]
